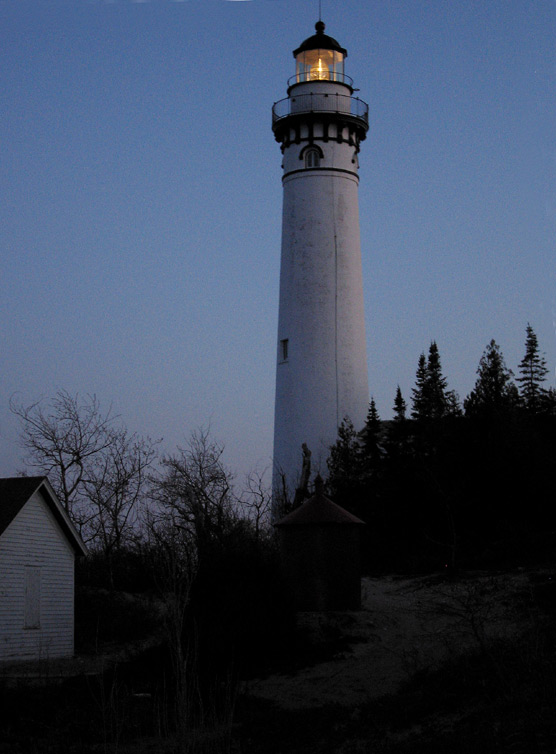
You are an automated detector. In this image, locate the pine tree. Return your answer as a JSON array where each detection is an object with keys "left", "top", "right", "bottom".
[
  {"left": 361, "top": 398, "right": 380, "bottom": 441},
  {"left": 327, "top": 417, "right": 363, "bottom": 502},
  {"left": 464, "top": 339, "right": 518, "bottom": 417},
  {"left": 393, "top": 386, "right": 407, "bottom": 421},
  {"left": 387, "top": 386, "right": 410, "bottom": 454},
  {"left": 411, "top": 343, "right": 449, "bottom": 420},
  {"left": 424, "top": 341, "right": 448, "bottom": 418},
  {"left": 445, "top": 390, "right": 462, "bottom": 417},
  {"left": 411, "top": 353, "right": 428, "bottom": 420},
  {"left": 360, "top": 398, "right": 382, "bottom": 467},
  {"left": 517, "top": 324, "right": 549, "bottom": 413},
  {"left": 543, "top": 387, "right": 556, "bottom": 416}
]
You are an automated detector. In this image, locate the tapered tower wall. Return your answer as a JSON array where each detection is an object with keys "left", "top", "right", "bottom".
[{"left": 271, "top": 27, "right": 369, "bottom": 514}]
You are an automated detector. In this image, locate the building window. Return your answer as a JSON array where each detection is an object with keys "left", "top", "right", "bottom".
[
  {"left": 24, "top": 566, "right": 41, "bottom": 629},
  {"left": 305, "top": 148, "right": 320, "bottom": 169},
  {"left": 279, "top": 338, "right": 289, "bottom": 362}
]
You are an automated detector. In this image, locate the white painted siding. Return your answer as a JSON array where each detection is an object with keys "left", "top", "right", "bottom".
[
  {"left": 0, "top": 490, "right": 75, "bottom": 662},
  {"left": 272, "top": 76, "right": 369, "bottom": 509}
]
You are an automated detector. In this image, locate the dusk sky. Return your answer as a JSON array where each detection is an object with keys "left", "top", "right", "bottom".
[{"left": 1, "top": 0, "right": 555, "bottom": 485}]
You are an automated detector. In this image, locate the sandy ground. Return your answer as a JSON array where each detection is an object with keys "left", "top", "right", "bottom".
[
  {"left": 247, "top": 571, "right": 530, "bottom": 709},
  {"left": 0, "top": 571, "right": 531, "bottom": 706}
]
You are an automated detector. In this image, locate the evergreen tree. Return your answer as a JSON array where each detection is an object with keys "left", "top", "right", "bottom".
[
  {"left": 424, "top": 341, "right": 448, "bottom": 418},
  {"left": 326, "top": 417, "right": 363, "bottom": 504},
  {"left": 393, "top": 385, "right": 407, "bottom": 421},
  {"left": 517, "top": 324, "right": 549, "bottom": 413},
  {"left": 360, "top": 398, "right": 382, "bottom": 469},
  {"left": 361, "top": 398, "right": 380, "bottom": 445},
  {"left": 411, "top": 343, "right": 449, "bottom": 420},
  {"left": 445, "top": 390, "right": 462, "bottom": 417},
  {"left": 411, "top": 353, "right": 428, "bottom": 420},
  {"left": 543, "top": 387, "right": 556, "bottom": 416},
  {"left": 464, "top": 339, "right": 518, "bottom": 417},
  {"left": 387, "top": 386, "right": 410, "bottom": 455}
]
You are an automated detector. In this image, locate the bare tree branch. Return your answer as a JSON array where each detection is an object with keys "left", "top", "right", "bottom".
[
  {"left": 240, "top": 465, "right": 271, "bottom": 539},
  {"left": 150, "top": 427, "right": 236, "bottom": 549},
  {"left": 11, "top": 390, "right": 159, "bottom": 552}
]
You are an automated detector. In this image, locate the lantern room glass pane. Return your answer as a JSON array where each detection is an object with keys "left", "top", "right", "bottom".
[
  {"left": 295, "top": 50, "right": 344, "bottom": 83},
  {"left": 332, "top": 51, "right": 345, "bottom": 81}
]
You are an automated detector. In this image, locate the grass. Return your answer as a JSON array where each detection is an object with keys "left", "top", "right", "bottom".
[
  {"left": 2, "top": 569, "right": 556, "bottom": 753},
  {"left": 236, "top": 637, "right": 556, "bottom": 753}
]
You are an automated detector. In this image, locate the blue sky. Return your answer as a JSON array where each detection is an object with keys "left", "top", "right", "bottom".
[{"left": 1, "top": 0, "right": 555, "bottom": 483}]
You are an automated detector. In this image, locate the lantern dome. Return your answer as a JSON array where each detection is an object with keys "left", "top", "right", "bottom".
[{"left": 293, "top": 21, "right": 347, "bottom": 58}]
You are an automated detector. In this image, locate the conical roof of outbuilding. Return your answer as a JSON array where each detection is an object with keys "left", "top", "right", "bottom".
[{"left": 274, "top": 475, "right": 364, "bottom": 528}]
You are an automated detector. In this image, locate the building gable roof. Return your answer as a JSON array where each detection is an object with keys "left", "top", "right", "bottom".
[{"left": 0, "top": 476, "right": 88, "bottom": 556}]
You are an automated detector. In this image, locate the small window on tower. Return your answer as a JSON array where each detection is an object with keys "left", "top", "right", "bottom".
[
  {"left": 279, "top": 338, "right": 289, "bottom": 362},
  {"left": 305, "top": 148, "right": 320, "bottom": 169}
]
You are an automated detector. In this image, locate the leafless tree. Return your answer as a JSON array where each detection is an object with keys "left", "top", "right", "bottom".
[
  {"left": 151, "top": 427, "right": 236, "bottom": 549},
  {"left": 240, "top": 465, "right": 272, "bottom": 539},
  {"left": 11, "top": 391, "right": 114, "bottom": 515},
  {"left": 11, "top": 390, "right": 159, "bottom": 549},
  {"left": 145, "top": 430, "right": 265, "bottom": 744},
  {"left": 85, "top": 429, "right": 159, "bottom": 554},
  {"left": 145, "top": 428, "right": 236, "bottom": 741},
  {"left": 142, "top": 511, "right": 199, "bottom": 741}
]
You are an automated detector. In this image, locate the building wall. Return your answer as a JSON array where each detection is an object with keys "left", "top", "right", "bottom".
[
  {"left": 0, "top": 490, "right": 76, "bottom": 662},
  {"left": 273, "top": 84, "right": 368, "bottom": 502},
  {"left": 278, "top": 525, "right": 362, "bottom": 610}
]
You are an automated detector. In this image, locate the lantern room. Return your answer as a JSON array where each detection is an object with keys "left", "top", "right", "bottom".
[{"left": 293, "top": 21, "right": 347, "bottom": 84}]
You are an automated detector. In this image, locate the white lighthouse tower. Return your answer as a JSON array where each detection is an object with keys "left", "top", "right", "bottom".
[{"left": 272, "top": 22, "right": 369, "bottom": 514}]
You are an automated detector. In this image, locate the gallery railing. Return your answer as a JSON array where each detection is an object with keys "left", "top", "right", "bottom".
[{"left": 272, "top": 93, "right": 369, "bottom": 126}]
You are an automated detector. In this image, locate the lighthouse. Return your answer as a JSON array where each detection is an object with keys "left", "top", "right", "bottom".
[{"left": 272, "top": 22, "right": 370, "bottom": 515}]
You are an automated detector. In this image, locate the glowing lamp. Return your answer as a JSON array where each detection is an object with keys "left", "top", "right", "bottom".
[{"left": 309, "top": 56, "right": 330, "bottom": 80}]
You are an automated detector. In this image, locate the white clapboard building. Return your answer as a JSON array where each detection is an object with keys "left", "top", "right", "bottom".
[{"left": 0, "top": 476, "right": 87, "bottom": 663}]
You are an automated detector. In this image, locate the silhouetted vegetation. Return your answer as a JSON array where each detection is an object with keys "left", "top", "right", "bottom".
[
  {"left": 4, "top": 324, "right": 556, "bottom": 752},
  {"left": 328, "top": 326, "right": 556, "bottom": 573}
]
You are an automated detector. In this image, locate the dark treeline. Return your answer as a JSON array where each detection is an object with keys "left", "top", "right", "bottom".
[{"left": 327, "top": 324, "right": 556, "bottom": 572}]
